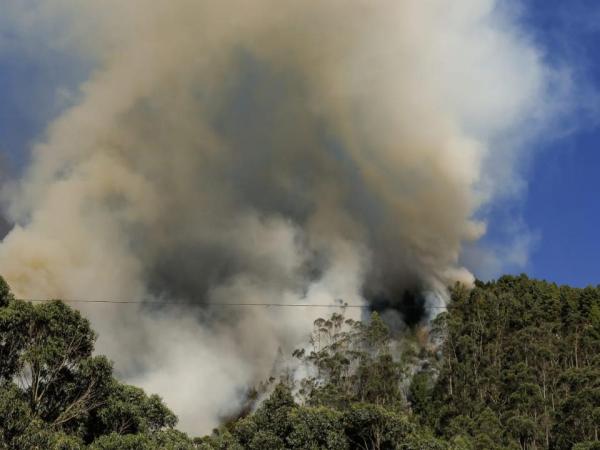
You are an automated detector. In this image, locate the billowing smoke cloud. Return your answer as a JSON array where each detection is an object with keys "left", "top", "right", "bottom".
[{"left": 0, "top": 0, "right": 563, "bottom": 433}]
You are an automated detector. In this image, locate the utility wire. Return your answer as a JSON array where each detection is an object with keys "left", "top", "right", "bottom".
[{"left": 19, "top": 298, "right": 449, "bottom": 309}]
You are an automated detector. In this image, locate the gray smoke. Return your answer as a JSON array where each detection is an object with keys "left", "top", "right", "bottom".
[{"left": 0, "top": 0, "right": 563, "bottom": 433}]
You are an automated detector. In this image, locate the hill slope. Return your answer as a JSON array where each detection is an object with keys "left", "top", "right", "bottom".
[{"left": 1, "top": 275, "right": 599, "bottom": 449}]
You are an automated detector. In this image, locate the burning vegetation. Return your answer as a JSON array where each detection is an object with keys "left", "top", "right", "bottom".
[{"left": 0, "top": 275, "right": 598, "bottom": 449}]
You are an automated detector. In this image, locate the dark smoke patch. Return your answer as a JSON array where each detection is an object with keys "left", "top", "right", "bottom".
[
  {"left": 213, "top": 53, "right": 346, "bottom": 224},
  {"left": 366, "top": 285, "right": 427, "bottom": 329},
  {"left": 145, "top": 243, "right": 241, "bottom": 304},
  {"left": 0, "top": 214, "right": 13, "bottom": 241}
]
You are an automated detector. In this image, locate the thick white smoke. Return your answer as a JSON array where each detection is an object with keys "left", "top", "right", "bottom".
[{"left": 0, "top": 0, "right": 563, "bottom": 433}]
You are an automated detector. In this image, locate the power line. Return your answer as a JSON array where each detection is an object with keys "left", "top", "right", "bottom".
[{"left": 19, "top": 298, "right": 449, "bottom": 309}]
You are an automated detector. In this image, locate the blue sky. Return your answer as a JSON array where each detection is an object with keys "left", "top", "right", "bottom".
[
  {"left": 0, "top": 2, "right": 598, "bottom": 288},
  {"left": 0, "top": 23, "right": 89, "bottom": 167},
  {"left": 504, "top": 0, "right": 600, "bottom": 287}
]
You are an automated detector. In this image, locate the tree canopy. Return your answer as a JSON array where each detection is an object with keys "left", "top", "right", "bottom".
[
  {"left": 1, "top": 274, "right": 598, "bottom": 449},
  {"left": 201, "top": 275, "right": 600, "bottom": 450},
  {"left": 0, "top": 276, "right": 190, "bottom": 449}
]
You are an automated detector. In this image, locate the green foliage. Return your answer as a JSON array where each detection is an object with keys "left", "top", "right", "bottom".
[
  {"left": 88, "top": 433, "right": 154, "bottom": 450},
  {"left": 0, "top": 275, "right": 13, "bottom": 307},
  {"left": 0, "top": 276, "right": 184, "bottom": 449},
  {"left": 342, "top": 403, "right": 414, "bottom": 449},
  {"left": 573, "top": 443, "right": 600, "bottom": 450},
  {"left": 287, "top": 407, "right": 348, "bottom": 449},
  {"left": 89, "top": 430, "right": 194, "bottom": 450},
  {"left": 552, "top": 366, "right": 600, "bottom": 449},
  {"left": 203, "top": 275, "right": 600, "bottom": 450},
  {"left": 85, "top": 383, "right": 177, "bottom": 440},
  {"left": 2, "top": 273, "right": 599, "bottom": 449},
  {"left": 295, "top": 312, "right": 412, "bottom": 410},
  {"left": 408, "top": 371, "right": 434, "bottom": 422},
  {"left": 425, "top": 275, "right": 600, "bottom": 450},
  {"left": 195, "top": 429, "right": 243, "bottom": 450},
  {"left": 201, "top": 313, "right": 441, "bottom": 450}
]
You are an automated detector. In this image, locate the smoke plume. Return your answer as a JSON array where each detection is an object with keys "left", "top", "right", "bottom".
[{"left": 0, "top": 0, "right": 561, "bottom": 433}]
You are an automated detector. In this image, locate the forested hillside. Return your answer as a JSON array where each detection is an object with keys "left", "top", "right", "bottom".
[{"left": 1, "top": 275, "right": 599, "bottom": 449}]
